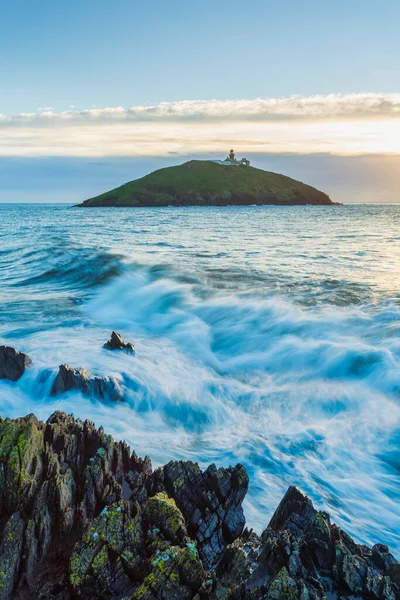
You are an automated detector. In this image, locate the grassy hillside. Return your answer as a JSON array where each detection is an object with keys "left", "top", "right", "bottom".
[{"left": 79, "top": 160, "right": 334, "bottom": 207}]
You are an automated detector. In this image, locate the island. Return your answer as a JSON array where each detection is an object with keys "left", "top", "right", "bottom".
[{"left": 78, "top": 150, "right": 335, "bottom": 207}]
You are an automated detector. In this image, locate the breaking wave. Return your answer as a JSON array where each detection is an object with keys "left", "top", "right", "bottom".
[{"left": 0, "top": 203, "right": 399, "bottom": 554}]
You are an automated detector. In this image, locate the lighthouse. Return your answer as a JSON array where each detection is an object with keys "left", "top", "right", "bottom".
[{"left": 212, "top": 150, "right": 251, "bottom": 167}]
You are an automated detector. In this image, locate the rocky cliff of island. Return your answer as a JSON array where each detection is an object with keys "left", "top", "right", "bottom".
[{"left": 78, "top": 160, "right": 335, "bottom": 207}]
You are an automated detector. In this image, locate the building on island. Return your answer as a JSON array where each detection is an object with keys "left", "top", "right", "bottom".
[{"left": 213, "top": 150, "right": 250, "bottom": 167}]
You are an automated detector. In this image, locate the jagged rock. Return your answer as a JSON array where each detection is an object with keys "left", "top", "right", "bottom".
[
  {"left": 70, "top": 493, "right": 206, "bottom": 599},
  {"left": 51, "top": 363, "right": 124, "bottom": 401},
  {"left": 104, "top": 331, "right": 135, "bottom": 353},
  {"left": 212, "top": 487, "right": 400, "bottom": 600},
  {"left": 132, "top": 541, "right": 206, "bottom": 600},
  {"left": 268, "top": 485, "right": 317, "bottom": 539},
  {"left": 0, "top": 411, "right": 149, "bottom": 599},
  {"left": 149, "top": 460, "right": 249, "bottom": 570},
  {"left": 0, "top": 411, "right": 398, "bottom": 600},
  {"left": 0, "top": 345, "right": 32, "bottom": 381}
]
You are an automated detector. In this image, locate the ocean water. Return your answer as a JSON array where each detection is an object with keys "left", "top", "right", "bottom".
[{"left": 0, "top": 203, "right": 399, "bottom": 553}]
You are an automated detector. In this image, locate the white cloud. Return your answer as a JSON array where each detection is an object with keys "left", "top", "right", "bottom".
[{"left": 0, "top": 94, "right": 400, "bottom": 157}]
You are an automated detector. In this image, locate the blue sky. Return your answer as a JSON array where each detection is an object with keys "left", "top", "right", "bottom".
[
  {"left": 1, "top": 0, "right": 400, "bottom": 202},
  {"left": 2, "top": 0, "right": 399, "bottom": 112}
]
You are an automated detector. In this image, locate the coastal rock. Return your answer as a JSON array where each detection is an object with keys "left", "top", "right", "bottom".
[
  {"left": 0, "top": 410, "right": 398, "bottom": 600},
  {"left": 148, "top": 460, "right": 249, "bottom": 570},
  {"left": 213, "top": 487, "right": 400, "bottom": 600},
  {"left": 104, "top": 330, "right": 135, "bottom": 353},
  {"left": 0, "top": 411, "right": 148, "bottom": 599},
  {"left": 51, "top": 363, "right": 125, "bottom": 401},
  {"left": 0, "top": 345, "right": 32, "bottom": 381}
]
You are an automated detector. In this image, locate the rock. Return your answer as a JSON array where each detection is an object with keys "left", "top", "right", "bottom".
[
  {"left": 70, "top": 491, "right": 206, "bottom": 599},
  {"left": 0, "top": 345, "right": 32, "bottom": 381},
  {"left": 70, "top": 500, "right": 145, "bottom": 597},
  {"left": 0, "top": 410, "right": 398, "bottom": 600},
  {"left": 211, "top": 487, "right": 400, "bottom": 600},
  {"left": 51, "top": 363, "right": 124, "bottom": 401},
  {"left": 0, "top": 411, "right": 147, "bottom": 599},
  {"left": 104, "top": 330, "right": 135, "bottom": 353},
  {"left": 144, "top": 492, "right": 188, "bottom": 545},
  {"left": 148, "top": 460, "right": 248, "bottom": 571},
  {"left": 267, "top": 485, "right": 317, "bottom": 540}
]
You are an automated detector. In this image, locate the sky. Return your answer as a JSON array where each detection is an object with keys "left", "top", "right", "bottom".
[{"left": 1, "top": 0, "right": 400, "bottom": 203}]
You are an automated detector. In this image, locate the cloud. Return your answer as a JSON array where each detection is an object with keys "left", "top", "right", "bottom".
[
  {"left": 0, "top": 94, "right": 400, "bottom": 157},
  {"left": 3, "top": 94, "right": 400, "bottom": 126}
]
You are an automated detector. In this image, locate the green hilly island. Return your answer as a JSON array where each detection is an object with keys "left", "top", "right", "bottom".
[{"left": 79, "top": 160, "right": 334, "bottom": 207}]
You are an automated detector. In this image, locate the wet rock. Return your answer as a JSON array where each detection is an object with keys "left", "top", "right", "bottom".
[
  {"left": 104, "top": 330, "right": 135, "bottom": 353},
  {"left": 51, "top": 363, "right": 124, "bottom": 401},
  {"left": 0, "top": 345, "right": 32, "bottom": 381}
]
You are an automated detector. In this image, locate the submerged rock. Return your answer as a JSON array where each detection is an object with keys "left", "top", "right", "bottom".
[
  {"left": 104, "top": 330, "right": 135, "bottom": 353},
  {"left": 51, "top": 363, "right": 124, "bottom": 401},
  {"left": 0, "top": 345, "right": 32, "bottom": 381},
  {"left": 0, "top": 410, "right": 398, "bottom": 600}
]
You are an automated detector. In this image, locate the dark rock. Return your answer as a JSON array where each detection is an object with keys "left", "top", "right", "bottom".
[
  {"left": 0, "top": 411, "right": 398, "bottom": 600},
  {"left": 104, "top": 330, "right": 135, "bottom": 353},
  {"left": 372, "top": 543, "right": 397, "bottom": 571},
  {"left": 51, "top": 363, "right": 124, "bottom": 401},
  {"left": 387, "top": 563, "right": 400, "bottom": 591},
  {"left": 148, "top": 460, "right": 249, "bottom": 570},
  {"left": 0, "top": 345, "right": 32, "bottom": 381},
  {"left": 0, "top": 411, "right": 147, "bottom": 599},
  {"left": 267, "top": 485, "right": 316, "bottom": 540},
  {"left": 212, "top": 488, "right": 400, "bottom": 600}
]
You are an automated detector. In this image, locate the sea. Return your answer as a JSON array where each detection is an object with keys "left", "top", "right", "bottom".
[{"left": 0, "top": 203, "right": 399, "bottom": 554}]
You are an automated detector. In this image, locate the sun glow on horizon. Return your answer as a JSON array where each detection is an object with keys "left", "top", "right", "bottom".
[{"left": 0, "top": 95, "right": 399, "bottom": 158}]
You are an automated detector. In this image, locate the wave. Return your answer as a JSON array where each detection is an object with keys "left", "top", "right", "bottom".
[
  {"left": 2, "top": 264, "right": 398, "bottom": 551},
  {"left": 1, "top": 204, "right": 400, "bottom": 556}
]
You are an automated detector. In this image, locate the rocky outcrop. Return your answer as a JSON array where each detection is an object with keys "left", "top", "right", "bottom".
[
  {"left": 212, "top": 486, "right": 399, "bottom": 599},
  {"left": 104, "top": 331, "right": 135, "bottom": 354},
  {"left": 51, "top": 364, "right": 124, "bottom": 401},
  {"left": 0, "top": 411, "right": 398, "bottom": 600},
  {"left": 0, "top": 346, "right": 32, "bottom": 381},
  {"left": 0, "top": 411, "right": 247, "bottom": 599},
  {"left": 149, "top": 460, "right": 248, "bottom": 570}
]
